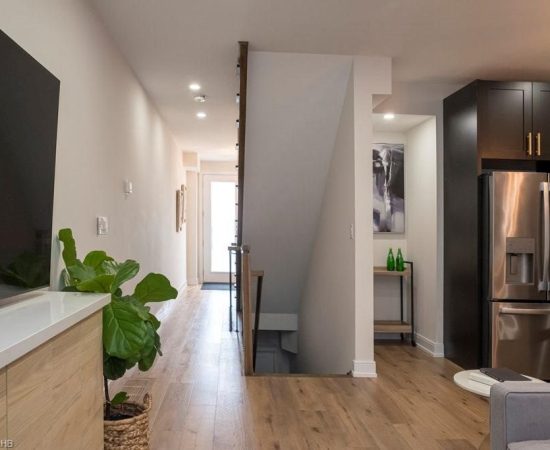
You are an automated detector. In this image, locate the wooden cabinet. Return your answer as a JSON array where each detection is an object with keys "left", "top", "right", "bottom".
[
  {"left": 0, "top": 368, "right": 5, "bottom": 442},
  {"left": 1, "top": 312, "right": 103, "bottom": 449},
  {"left": 478, "top": 81, "right": 532, "bottom": 160},
  {"left": 533, "top": 82, "right": 550, "bottom": 160},
  {"left": 478, "top": 80, "right": 550, "bottom": 161}
]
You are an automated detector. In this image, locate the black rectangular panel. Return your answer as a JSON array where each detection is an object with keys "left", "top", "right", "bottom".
[{"left": 0, "top": 30, "right": 60, "bottom": 300}]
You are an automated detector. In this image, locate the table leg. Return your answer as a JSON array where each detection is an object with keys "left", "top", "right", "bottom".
[{"left": 400, "top": 276, "right": 404, "bottom": 341}]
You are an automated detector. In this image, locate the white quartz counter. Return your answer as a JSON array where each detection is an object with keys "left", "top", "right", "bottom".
[{"left": 0, "top": 290, "right": 109, "bottom": 368}]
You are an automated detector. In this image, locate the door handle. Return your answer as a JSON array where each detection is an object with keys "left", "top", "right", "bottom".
[
  {"left": 528, "top": 132, "right": 533, "bottom": 156},
  {"left": 499, "top": 306, "right": 550, "bottom": 316},
  {"left": 539, "top": 182, "right": 549, "bottom": 291},
  {"left": 537, "top": 132, "right": 542, "bottom": 157}
]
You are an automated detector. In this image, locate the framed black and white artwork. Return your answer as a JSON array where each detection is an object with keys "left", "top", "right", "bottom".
[{"left": 373, "top": 143, "right": 405, "bottom": 233}]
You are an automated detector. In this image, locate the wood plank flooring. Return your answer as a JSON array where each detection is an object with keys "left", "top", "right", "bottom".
[{"left": 112, "top": 287, "right": 489, "bottom": 449}]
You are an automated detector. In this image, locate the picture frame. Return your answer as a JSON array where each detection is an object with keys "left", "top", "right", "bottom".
[{"left": 373, "top": 143, "right": 405, "bottom": 233}]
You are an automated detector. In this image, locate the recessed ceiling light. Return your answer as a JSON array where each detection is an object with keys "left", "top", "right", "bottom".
[
  {"left": 193, "top": 95, "right": 206, "bottom": 103},
  {"left": 189, "top": 83, "right": 201, "bottom": 92},
  {"left": 383, "top": 113, "right": 395, "bottom": 120},
  {"left": 196, "top": 111, "right": 207, "bottom": 119}
]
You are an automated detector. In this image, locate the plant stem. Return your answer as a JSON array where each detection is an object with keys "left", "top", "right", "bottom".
[{"left": 104, "top": 376, "right": 111, "bottom": 420}]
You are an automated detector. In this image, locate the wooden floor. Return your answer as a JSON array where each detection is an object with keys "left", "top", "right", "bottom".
[{"left": 113, "top": 287, "right": 489, "bottom": 449}]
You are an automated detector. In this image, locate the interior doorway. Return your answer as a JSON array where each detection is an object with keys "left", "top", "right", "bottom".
[{"left": 202, "top": 174, "right": 237, "bottom": 282}]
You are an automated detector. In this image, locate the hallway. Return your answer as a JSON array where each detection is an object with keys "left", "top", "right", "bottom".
[{"left": 113, "top": 287, "right": 489, "bottom": 449}]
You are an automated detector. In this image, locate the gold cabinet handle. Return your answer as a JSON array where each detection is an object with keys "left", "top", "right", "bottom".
[
  {"left": 537, "top": 132, "right": 542, "bottom": 156},
  {"left": 527, "top": 132, "right": 533, "bottom": 156}
]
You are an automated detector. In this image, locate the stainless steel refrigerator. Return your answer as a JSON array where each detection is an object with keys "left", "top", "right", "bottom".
[{"left": 483, "top": 171, "right": 550, "bottom": 379}]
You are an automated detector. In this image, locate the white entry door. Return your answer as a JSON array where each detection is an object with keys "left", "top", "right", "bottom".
[{"left": 203, "top": 174, "right": 237, "bottom": 282}]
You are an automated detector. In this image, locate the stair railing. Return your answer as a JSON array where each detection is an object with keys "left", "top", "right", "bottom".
[
  {"left": 241, "top": 245, "right": 254, "bottom": 375},
  {"left": 240, "top": 245, "right": 264, "bottom": 375}
]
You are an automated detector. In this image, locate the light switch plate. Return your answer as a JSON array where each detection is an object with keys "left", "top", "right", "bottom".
[
  {"left": 124, "top": 180, "right": 133, "bottom": 195},
  {"left": 97, "top": 216, "right": 109, "bottom": 235}
]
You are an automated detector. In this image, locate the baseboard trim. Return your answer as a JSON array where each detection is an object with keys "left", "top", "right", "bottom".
[
  {"left": 415, "top": 333, "right": 444, "bottom": 357},
  {"left": 187, "top": 278, "right": 199, "bottom": 286},
  {"left": 177, "top": 281, "right": 188, "bottom": 293},
  {"left": 352, "top": 360, "right": 377, "bottom": 378}
]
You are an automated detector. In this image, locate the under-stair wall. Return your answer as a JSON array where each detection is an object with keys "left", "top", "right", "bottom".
[
  {"left": 297, "top": 71, "right": 356, "bottom": 373},
  {"left": 243, "top": 52, "right": 353, "bottom": 319}
]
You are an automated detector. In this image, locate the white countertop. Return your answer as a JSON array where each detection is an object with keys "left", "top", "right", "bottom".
[{"left": 0, "top": 290, "right": 109, "bottom": 368}]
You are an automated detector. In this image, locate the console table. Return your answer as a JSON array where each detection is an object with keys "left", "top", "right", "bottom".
[{"left": 373, "top": 261, "right": 415, "bottom": 346}]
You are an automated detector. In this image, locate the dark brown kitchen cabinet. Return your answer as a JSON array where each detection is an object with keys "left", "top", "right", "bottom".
[
  {"left": 476, "top": 80, "right": 550, "bottom": 161},
  {"left": 478, "top": 81, "right": 532, "bottom": 160},
  {"left": 533, "top": 82, "right": 550, "bottom": 160},
  {"left": 443, "top": 79, "right": 550, "bottom": 370}
]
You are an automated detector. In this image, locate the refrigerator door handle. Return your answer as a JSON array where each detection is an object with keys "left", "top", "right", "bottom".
[
  {"left": 500, "top": 306, "right": 550, "bottom": 316},
  {"left": 539, "top": 181, "right": 550, "bottom": 291}
]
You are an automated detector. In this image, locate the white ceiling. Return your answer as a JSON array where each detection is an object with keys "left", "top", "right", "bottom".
[
  {"left": 90, "top": 0, "right": 550, "bottom": 161},
  {"left": 373, "top": 114, "right": 432, "bottom": 133}
]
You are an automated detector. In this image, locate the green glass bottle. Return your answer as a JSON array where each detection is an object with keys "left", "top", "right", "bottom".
[
  {"left": 386, "top": 248, "right": 395, "bottom": 271},
  {"left": 396, "top": 248, "right": 404, "bottom": 272}
]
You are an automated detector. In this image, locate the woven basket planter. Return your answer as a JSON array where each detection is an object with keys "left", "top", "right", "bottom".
[{"left": 104, "top": 394, "right": 152, "bottom": 450}]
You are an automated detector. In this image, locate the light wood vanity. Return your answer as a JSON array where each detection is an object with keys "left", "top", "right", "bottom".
[{"left": 0, "top": 291, "right": 109, "bottom": 449}]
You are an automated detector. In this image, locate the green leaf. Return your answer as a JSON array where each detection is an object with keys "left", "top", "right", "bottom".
[
  {"left": 103, "top": 354, "right": 127, "bottom": 380},
  {"left": 134, "top": 273, "right": 178, "bottom": 304},
  {"left": 67, "top": 261, "right": 97, "bottom": 283},
  {"left": 83, "top": 251, "right": 113, "bottom": 271},
  {"left": 110, "top": 391, "right": 129, "bottom": 406},
  {"left": 138, "top": 346, "right": 157, "bottom": 371},
  {"left": 147, "top": 313, "right": 161, "bottom": 331},
  {"left": 111, "top": 260, "right": 140, "bottom": 293},
  {"left": 77, "top": 274, "right": 114, "bottom": 293},
  {"left": 138, "top": 322, "right": 159, "bottom": 371},
  {"left": 125, "top": 357, "right": 139, "bottom": 369},
  {"left": 101, "top": 260, "right": 120, "bottom": 275},
  {"left": 119, "top": 295, "right": 151, "bottom": 320},
  {"left": 58, "top": 229, "right": 78, "bottom": 267},
  {"left": 103, "top": 298, "right": 149, "bottom": 360}
]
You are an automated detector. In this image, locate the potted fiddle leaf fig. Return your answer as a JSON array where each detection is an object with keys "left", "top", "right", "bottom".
[{"left": 58, "top": 228, "right": 178, "bottom": 449}]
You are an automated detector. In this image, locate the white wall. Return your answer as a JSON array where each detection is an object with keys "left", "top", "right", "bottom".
[
  {"left": 243, "top": 51, "right": 354, "bottom": 315},
  {"left": 298, "top": 72, "right": 356, "bottom": 374},
  {"left": 405, "top": 117, "right": 441, "bottom": 354},
  {"left": 0, "top": 0, "right": 187, "bottom": 291},
  {"left": 352, "top": 57, "right": 392, "bottom": 377},
  {"left": 200, "top": 161, "right": 237, "bottom": 174}
]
